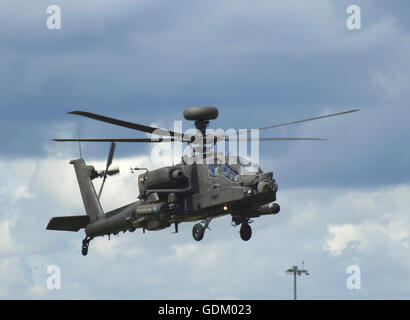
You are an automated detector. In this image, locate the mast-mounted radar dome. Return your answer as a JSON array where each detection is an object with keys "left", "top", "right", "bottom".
[{"left": 183, "top": 106, "right": 218, "bottom": 121}]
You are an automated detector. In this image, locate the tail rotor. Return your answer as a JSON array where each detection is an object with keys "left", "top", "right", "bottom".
[{"left": 93, "top": 142, "right": 120, "bottom": 199}]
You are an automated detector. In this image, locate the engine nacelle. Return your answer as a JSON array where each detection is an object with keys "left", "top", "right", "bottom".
[{"left": 138, "top": 166, "right": 187, "bottom": 192}]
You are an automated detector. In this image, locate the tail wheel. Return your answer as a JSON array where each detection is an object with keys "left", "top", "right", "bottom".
[
  {"left": 192, "top": 223, "right": 205, "bottom": 241},
  {"left": 81, "top": 237, "right": 92, "bottom": 256},
  {"left": 240, "top": 223, "right": 252, "bottom": 241}
]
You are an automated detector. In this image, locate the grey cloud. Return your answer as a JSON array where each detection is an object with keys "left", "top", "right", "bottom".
[
  {"left": 2, "top": 153, "right": 410, "bottom": 299},
  {"left": 1, "top": 0, "right": 410, "bottom": 299}
]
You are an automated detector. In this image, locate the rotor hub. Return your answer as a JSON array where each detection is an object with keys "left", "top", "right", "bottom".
[{"left": 194, "top": 119, "right": 210, "bottom": 136}]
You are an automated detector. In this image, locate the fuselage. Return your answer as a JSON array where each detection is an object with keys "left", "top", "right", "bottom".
[{"left": 85, "top": 153, "right": 278, "bottom": 238}]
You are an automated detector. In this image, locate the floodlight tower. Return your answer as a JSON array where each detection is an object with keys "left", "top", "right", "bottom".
[{"left": 286, "top": 263, "right": 309, "bottom": 300}]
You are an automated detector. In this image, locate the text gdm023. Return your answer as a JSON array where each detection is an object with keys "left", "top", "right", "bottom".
[{"left": 202, "top": 304, "right": 252, "bottom": 315}]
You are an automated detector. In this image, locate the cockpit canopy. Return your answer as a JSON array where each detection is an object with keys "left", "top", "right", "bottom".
[
  {"left": 234, "top": 157, "right": 261, "bottom": 175},
  {"left": 226, "top": 154, "right": 261, "bottom": 176},
  {"left": 182, "top": 152, "right": 262, "bottom": 177},
  {"left": 208, "top": 163, "right": 240, "bottom": 182}
]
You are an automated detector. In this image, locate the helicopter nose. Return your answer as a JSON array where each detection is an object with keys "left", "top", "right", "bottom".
[
  {"left": 256, "top": 174, "right": 277, "bottom": 194},
  {"left": 257, "top": 181, "right": 272, "bottom": 193},
  {"left": 272, "top": 180, "right": 278, "bottom": 192}
]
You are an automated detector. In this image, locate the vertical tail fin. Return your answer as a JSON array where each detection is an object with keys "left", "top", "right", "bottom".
[{"left": 70, "top": 159, "right": 103, "bottom": 223}]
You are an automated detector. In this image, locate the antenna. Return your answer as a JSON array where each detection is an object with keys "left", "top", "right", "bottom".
[{"left": 77, "top": 118, "right": 83, "bottom": 159}]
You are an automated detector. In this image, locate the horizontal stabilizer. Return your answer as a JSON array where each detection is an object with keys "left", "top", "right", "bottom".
[{"left": 47, "top": 215, "right": 90, "bottom": 232}]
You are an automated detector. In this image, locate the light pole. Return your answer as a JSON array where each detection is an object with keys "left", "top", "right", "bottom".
[{"left": 286, "top": 264, "right": 309, "bottom": 300}]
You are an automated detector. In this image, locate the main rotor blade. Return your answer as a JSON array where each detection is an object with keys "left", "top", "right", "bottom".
[
  {"left": 258, "top": 109, "right": 359, "bottom": 131},
  {"left": 54, "top": 136, "right": 327, "bottom": 143},
  {"left": 226, "top": 109, "right": 359, "bottom": 136},
  {"left": 233, "top": 137, "right": 327, "bottom": 141},
  {"left": 69, "top": 110, "right": 185, "bottom": 139},
  {"left": 53, "top": 138, "right": 177, "bottom": 143}
]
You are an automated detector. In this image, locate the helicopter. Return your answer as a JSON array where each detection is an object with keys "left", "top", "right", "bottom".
[{"left": 46, "top": 106, "right": 358, "bottom": 256}]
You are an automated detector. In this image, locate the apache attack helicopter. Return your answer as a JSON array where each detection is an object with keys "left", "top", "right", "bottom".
[{"left": 46, "top": 106, "right": 358, "bottom": 256}]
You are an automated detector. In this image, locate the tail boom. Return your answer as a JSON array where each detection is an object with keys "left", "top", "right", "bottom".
[{"left": 70, "top": 158, "right": 104, "bottom": 223}]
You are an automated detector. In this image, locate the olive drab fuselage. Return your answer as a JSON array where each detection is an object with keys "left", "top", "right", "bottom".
[{"left": 83, "top": 153, "right": 279, "bottom": 238}]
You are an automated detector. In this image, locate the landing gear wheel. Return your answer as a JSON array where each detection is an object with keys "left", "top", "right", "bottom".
[
  {"left": 82, "top": 245, "right": 88, "bottom": 256},
  {"left": 81, "top": 237, "right": 91, "bottom": 256},
  {"left": 192, "top": 223, "right": 205, "bottom": 241},
  {"left": 240, "top": 223, "right": 252, "bottom": 241}
]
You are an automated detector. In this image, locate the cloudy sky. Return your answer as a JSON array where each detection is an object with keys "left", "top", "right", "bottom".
[{"left": 1, "top": 0, "right": 410, "bottom": 299}]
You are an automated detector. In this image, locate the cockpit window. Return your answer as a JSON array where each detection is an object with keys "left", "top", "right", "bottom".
[
  {"left": 222, "top": 164, "right": 240, "bottom": 182},
  {"left": 238, "top": 162, "right": 260, "bottom": 175},
  {"left": 226, "top": 155, "right": 261, "bottom": 175},
  {"left": 208, "top": 164, "right": 222, "bottom": 177},
  {"left": 236, "top": 157, "right": 261, "bottom": 175}
]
